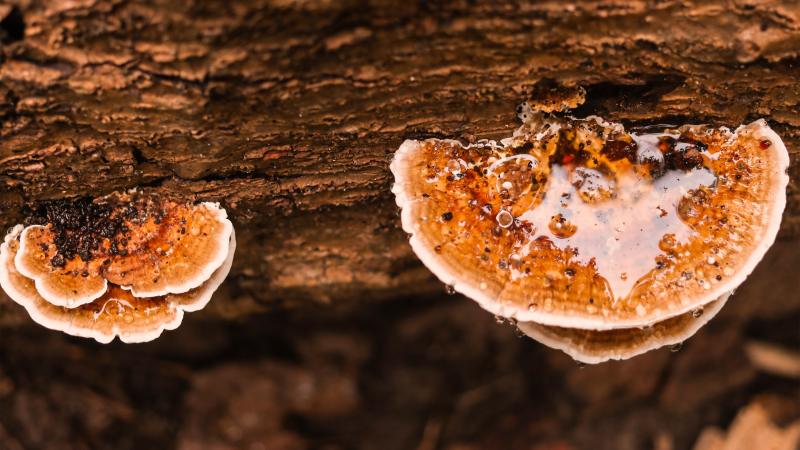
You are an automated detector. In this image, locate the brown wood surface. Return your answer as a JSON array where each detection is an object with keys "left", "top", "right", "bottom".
[{"left": 1, "top": 0, "right": 798, "bottom": 315}]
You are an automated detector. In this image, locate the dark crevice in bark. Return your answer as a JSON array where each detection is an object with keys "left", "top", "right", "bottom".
[{"left": 0, "top": 7, "right": 24, "bottom": 45}]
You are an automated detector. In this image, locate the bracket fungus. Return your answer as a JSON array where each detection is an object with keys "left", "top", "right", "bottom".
[
  {"left": 390, "top": 103, "right": 789, "bottom": 363},
  {"left": 0, "top": 193, "right": 235, "bottom": 343}
]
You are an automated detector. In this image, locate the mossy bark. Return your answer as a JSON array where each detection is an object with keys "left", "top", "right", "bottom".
[{"left": 1, "top": 0, "right": 798, "bottom": 316}]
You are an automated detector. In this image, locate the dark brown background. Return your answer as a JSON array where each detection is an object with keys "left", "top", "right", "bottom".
[{"left": 1, "top": 1, "right": 798, "bottom": 449}]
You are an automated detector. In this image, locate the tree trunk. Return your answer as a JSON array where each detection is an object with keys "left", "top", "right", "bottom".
[{"left": 1, "top": 0, "right": 798, "bottom": 317}]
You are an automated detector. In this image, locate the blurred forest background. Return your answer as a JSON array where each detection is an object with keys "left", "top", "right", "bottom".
[{"left": 1, "top": 0, "right": 798, "bottom": 449}]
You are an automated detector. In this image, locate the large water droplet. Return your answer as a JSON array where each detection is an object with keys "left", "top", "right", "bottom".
[
  {"left": 446, "top": 159, "right": 461, "bottom": 174},
  {"left": 497, "top": 210, "right": 514, "bottom": 228}
]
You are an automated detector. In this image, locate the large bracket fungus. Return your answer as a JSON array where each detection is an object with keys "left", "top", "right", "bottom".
[
  {"left": 0, "top": 193, "right": 235, "bottom": 343},
  {"left": 391, "top": 104, "right": 789, "bottom": 363}
]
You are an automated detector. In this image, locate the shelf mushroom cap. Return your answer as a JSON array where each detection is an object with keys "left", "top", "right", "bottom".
[
  {"left": 0, "top": 224, "right": 236, "bottom": 343},
  {"left": 518, "top": 291, "right": 730, "bottom": 364},
  {"left": 14, "top": 200, "right": 233, "bottom": 307},
  {"left": 391, "top": 111, "right": 789, "bottom": 331}
]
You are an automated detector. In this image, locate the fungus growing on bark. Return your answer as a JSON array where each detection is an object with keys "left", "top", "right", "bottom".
[
  {"left": 13, "top": 193, "right": 233, "bottom": 306},
  {"left": 391, "top": 103, "right": 788, "bottom": 361},
  {"left": 0, "top": 193, "right": 236, "bottom": 343}
]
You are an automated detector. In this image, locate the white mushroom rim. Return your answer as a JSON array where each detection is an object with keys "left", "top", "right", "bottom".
[{"left": 391, "top": 110, "right": 789, "bottom": 331}]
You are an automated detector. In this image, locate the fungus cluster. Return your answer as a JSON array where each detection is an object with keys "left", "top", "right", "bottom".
[
  {"left": 0, "top": 192, "right": 235, "bottom": 343},
  {"left": 391, "top": 104, "right": 789, "bottom": 363}
]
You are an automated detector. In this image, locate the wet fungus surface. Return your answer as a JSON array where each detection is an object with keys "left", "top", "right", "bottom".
[
  {"left": 0, "top": 193, "right": 235, "bottom": 343},
  {"left": 391, "top": 105, "right": 789, "bottom": 362}
]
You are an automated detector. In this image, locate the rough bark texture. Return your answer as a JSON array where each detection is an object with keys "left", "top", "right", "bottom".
[
  {"left": 1, "top": 2, "right": 800, "bottom": 450},
  {"left": 1, "top": 0, "right": 799, "bottom": 314}
]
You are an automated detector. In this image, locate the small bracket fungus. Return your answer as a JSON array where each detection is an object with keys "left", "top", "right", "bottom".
[
  {"left": 390, "top": 104, "right": 789, "bottom": 363},
  {"left": 517, "top": 292, "right": 730, "bottom": 364},
  {"left": 0, "top": 193, "right": 236, "bottom": 343}
]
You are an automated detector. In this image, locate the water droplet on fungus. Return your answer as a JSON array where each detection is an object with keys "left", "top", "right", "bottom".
[{"left": 497, "top": 211, "right": 514, "bottom": 228}]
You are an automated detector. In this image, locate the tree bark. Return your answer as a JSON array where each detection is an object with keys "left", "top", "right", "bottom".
[{"left": 1, "top": 0, "right": 798, "bottom": 316}]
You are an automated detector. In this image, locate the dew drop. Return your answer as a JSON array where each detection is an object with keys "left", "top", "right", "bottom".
[
  {"left": 494, "top": 315, "right": 505, "bottom": 325},
  {"left": 760, "top": 140, "right": 771, "bottom": 149},
  {"left": 434, "top": 245, "right": 443, "bottom": 254},
  {"left": 620, "top": 272, "right": 628, "bottom": 281},
  {"left": 528, "top": 303, "right": 537, "bottom": 312},
  {"left": 575, "top": 361, "right": 586, "bottom": 368},
  {"left": 730, "top": 288, "right": 737, "bottom": 296},
  {"left": 515, "top": 327, "right": 525, "bottom": 338},
  {"left": 446, "top": 159, "right": 461, "bottom": 173},
  {"left": 669, "top": 342, "right": 683, "bottom": 352},
  {"left": 658, "top": 234, "right": 675, "bottom": 251},
  {"left": 123, "top": 315, "right": 133, "bottom": 324},
  {"left": 445, "top": 284, "right": 455, "bottom": 295},
  {"left": 691, "top": 308, "right": 704, "bottom": 318},
  {"left": 497, "top": 210, "right": 514, "bottom": 228}
]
